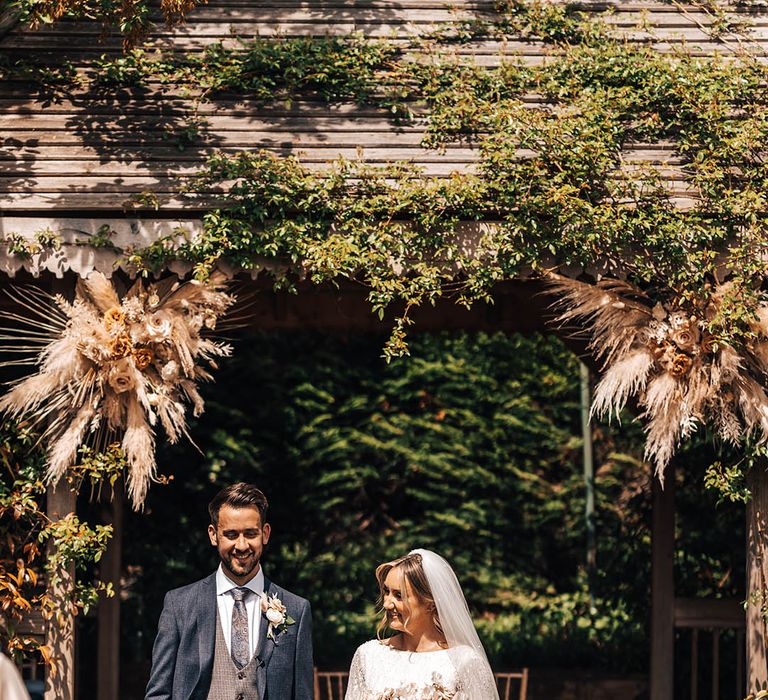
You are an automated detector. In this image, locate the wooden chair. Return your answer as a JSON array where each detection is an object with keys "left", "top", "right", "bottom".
[
  {"left": 314, "top": 670, "right": 349, "bottom": 700},
  {"left": 313, "top": 668, "right": 529, "bottom": 700},
  {"left": 495, "top": 669, "right": 529, "bottom": 700}
]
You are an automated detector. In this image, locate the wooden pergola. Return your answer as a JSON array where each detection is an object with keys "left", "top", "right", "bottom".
[{"left": 1, "top": 1, "right": 766, "bottom": 697}]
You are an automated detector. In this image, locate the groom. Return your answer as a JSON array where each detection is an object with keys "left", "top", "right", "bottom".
[{"left": 145, "top": 483, "right": 314, "bottom": 700}]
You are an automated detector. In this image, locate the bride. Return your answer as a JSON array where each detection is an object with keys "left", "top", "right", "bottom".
[{"left": 345, "top": 549, "right": 499, "bottom": 700}]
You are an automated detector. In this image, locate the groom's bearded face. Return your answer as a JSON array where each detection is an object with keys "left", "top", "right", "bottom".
[{"left": 208, "top": 505, "right": 271, "bottom": 584}]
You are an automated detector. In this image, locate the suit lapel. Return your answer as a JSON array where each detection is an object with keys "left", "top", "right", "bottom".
[
  {"left": 257, "top": 577, "right": 277, "bottom": 669},
  {"left": 197, "top": 573, "right": 218, "bottom": 682}
]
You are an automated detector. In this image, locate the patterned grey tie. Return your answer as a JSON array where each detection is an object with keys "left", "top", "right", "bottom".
[{"left": 231, "top": 587, "right": 250, "bottom": 669}]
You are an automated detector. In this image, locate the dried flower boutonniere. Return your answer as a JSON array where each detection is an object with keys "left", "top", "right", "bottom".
[{"left": 261, "top": 593, "right": 295, "bottom": 641}]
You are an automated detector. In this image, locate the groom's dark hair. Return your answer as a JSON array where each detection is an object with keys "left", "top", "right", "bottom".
[{"left": 208, "top": 483, "right": 269, "bottom": 527}]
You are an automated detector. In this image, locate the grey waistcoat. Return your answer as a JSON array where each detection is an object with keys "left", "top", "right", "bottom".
[{"left": 207, "top": 613, "right": 262, "bottom": 700}]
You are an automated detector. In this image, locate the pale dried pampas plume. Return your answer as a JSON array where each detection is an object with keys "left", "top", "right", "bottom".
[
  {"left": 548, "top": 274, "right": 768, "bottom": 482},
  {"left": 0, "top": 273, "right": 235, "bottom": 508}
]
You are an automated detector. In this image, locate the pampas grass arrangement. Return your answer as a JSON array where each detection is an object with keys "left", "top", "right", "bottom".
[
  {"left": 0, "top": 272, "right": 234, "bottom": 508},
  {"left": 549, "top": 274, "right": 768, "bottom": 482}
]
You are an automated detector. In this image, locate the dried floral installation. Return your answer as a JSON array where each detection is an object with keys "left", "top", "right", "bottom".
[
  {"left": 548, "top": 274, "right": 768, "bottom": 482},
  {"left": 0, "top": 272, "right": 234, "bottom": 508}
]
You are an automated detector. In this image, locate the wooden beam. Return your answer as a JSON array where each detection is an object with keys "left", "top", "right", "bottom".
[
  {"left": 650, "top": 463, "right": 675, "bottom": 700},
  {"left": 229, "top": 278, "right": 558, "bottom": 334},
  {"left": 44, "top": 480, "right": 77, "bottom": 700},
  {"left": 97, "top": 486, "right": 124, "bottom": 700},
  {"left": 747, "top": 463, "right": 768, "bottom": 692},
  {"left": 673, "top": 597, "right": 744, "bottom": 629}
]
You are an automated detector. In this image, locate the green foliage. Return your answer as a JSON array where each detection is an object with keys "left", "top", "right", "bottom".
[
  {"left": 39, "top": 514, "right": 113, "bottom": 615},
  {"left": 0, "top": 52, "right": 77, "bottom": 87},
  {"left": 0, "top": 421, "right": 117, "bottom": 661},
  {"left": 9, "top": 3, "right": 767, "bottom": 365},
  {"left": 93, "top": 50, "right": 153, "bottom": 87},
  {"left": 77, "top": 4, "right": 765, "bottom": 361},
  {"left": 11, "top": 0, "right": 203, "bottom": 48},
  {"left": 91, "top": 36, "right": 398, "bottom": 104},
  {"left": 704, "top": 460, "right": 752, "bottom": 504},
  {"left": 2, "top": 229, "right": 63, "bottom": 259},
  {"left": 477, "top": 589, "right": 641, "bottom": 669},
  {"left": 188, "top": 37, "right": 398, "bottom": 102},
  {"left": 75, "top": 223, "right": 120, "bottom": 252},
  {"left": 68, "top": 443, "right": 127, "bottom": 501}
]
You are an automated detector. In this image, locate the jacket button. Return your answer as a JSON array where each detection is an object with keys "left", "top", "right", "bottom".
[
  {"left": 237, "top": 672, "right": 245, "bottom": 680},
  {"left": 236, "top": 694, "right": 244, "bottom": 700}
]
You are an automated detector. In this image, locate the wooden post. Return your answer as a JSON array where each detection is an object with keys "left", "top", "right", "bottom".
[
  {"left": 97, "top": 486, "right": 124, "bottom": 700},
  {"left": 44, "top": 480, "right": 77, "bottom": 700},
  {"left": 747, "top": 463, "right": 768, "bottom": 693},
  {"left": 650, "top": 462, "right": 675, "bottom": 700}
]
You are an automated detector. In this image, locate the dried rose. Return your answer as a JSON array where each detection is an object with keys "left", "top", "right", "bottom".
[
  {"left": 670, "top": 353, "right": 693, "bottom": 377},
  {"left": 109, "top": 333, "right": 133, "bottom": 358},
  {"left": 670, "top": 324, "right": 700, "bottom": 352},
  {"left": 146, "top": 311, "right": 173, "bottom": 342},
  {"left": 133, "top": 347, "right": 153, "bottom": 370},
  {"left": 104, "top": 306, "right": 125, "bottom": 331},
  {"left": 107, "top": 357, "right": 136, "bottom": 394},
  {"left": 658, "top": 346, "right": 678, "bottom": 373}
]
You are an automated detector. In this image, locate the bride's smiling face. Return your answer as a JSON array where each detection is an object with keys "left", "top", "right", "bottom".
[{"left": 382, "top": 567, "right": 431, "bottom": 636}]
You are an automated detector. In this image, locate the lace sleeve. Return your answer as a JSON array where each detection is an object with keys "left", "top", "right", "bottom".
[
  {"left": 345, "top": 645, "right": 369, "bottom": 700},
  {"left": 453, "top": 648, "right": 499, "bottom": 700}
]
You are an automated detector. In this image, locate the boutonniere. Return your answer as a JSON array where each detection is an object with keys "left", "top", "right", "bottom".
[{"left": 261, "top": 592, "right": 295, "bottom": 641}]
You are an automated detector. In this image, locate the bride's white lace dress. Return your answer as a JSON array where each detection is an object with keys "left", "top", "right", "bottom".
[{"left": 345, "top": 640, "right": 496, "bottom": 700}]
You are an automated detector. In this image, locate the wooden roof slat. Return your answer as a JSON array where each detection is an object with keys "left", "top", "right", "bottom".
[
  {"left": 0, "top": 114, "right": 429, "bottom": 130},
  {"left": 1, "top": 129, "right": 434, "bottom": 146},
  {"left": 7, "top": 24, "right": 768, "bottom": 41},
  {"left": 0, "top": 193, "right": 702, "bottom": 213},
  {"left": 0, "top": 145, "right": 688, "bottom": 171},
  {"left": 0, "top": 167, "right": 701, "bottom": 195},
  {"left": 10, "top": 8, "right": 766, "bottom": 28}
]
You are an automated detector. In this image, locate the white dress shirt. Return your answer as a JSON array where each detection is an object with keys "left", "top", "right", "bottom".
[{"left": 215, "top": 564, "right": 264, "bottom": 658}]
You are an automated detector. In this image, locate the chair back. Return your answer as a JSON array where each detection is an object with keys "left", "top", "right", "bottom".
[
  {"left": 313, "top": 668, "right": 529, "bottom": 700},
  {"left": 495, "top": 669, "right": 529, "bottom": 700}
]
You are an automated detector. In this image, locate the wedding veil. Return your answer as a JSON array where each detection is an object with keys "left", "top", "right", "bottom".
[{"left": 409, "top": 548, "right": 500, "bottom": 700}]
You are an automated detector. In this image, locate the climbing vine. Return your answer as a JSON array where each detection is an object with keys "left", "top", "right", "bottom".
[
  {"left": 8, "top": 0, "right": 203, "bottom": 48},
  {"left": 112, "top": 6, "right": 767, "bottom": 359},
  {"left": 0, "top": 423, "right": 116, "bottom": 661},
  {"left": 4, "top": 2, "right": 768, "bottom": 360}
]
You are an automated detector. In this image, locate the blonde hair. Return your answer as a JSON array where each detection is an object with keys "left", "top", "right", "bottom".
[{"left": 374, "top": 552, "right": 445, "bottom": 642}]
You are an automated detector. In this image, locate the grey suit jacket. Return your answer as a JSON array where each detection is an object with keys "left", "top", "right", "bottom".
[{"left": 145, "top": 573, "right": 314, "bottom": 700}]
